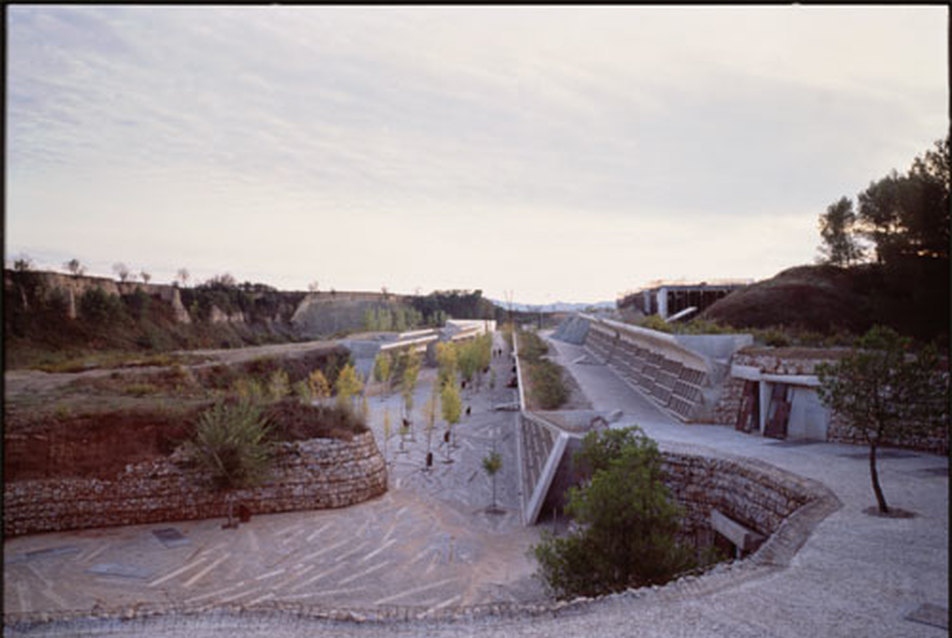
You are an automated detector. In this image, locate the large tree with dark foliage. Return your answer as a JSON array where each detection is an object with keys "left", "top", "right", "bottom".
[
  {"left": 816, "top": 135, "right": 950, "bottom": 340},
  {"left": 817, "top": 196, "right": 864, "bottom": 266}
]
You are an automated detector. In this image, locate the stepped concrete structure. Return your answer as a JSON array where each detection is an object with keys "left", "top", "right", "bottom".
[{"left": 553, "top": 314, "right": 752, "bottom": 423}]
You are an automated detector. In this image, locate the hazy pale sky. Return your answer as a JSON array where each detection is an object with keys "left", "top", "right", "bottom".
[{"left": 6, "top": 5, "right": 948, "bottom": 304}]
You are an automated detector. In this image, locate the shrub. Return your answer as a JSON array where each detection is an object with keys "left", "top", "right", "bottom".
[
  {"left": 186, "top": 400, "right": 276, "bottom": 490},
  {"left": 123, "top": 383, "right": 159, "bottom": 397},
  {"left": 79, "top": 287, "right": 126, "bottom": 325},
  {"left": 762, "top": 328, "right": 791, "bottom": 347},
  {"left": 266, "top": 369, "right": 291, "bottom": 400},
  {"left": 263, "top": 398, "right": 367, "bottom": 441},
  {"left": 530, "top": 360, "right": 569, "bottom": 409},
  {"left": 533, "top": 426, "right": 697, "bottom": 599},
  {"left": 639, "top": 315, "right": 673, "bottom": 333}
]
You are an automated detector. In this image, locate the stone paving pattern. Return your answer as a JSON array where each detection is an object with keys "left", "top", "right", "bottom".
[
  {"left": 5, "top": 329, "right": 949, "bottom": 637},
  {"left": 4, "top": 332, "right": 545, "bottom": 621}
]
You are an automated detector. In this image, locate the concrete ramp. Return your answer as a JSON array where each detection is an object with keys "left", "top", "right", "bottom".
[
  {"left": 574, "top": 314, "right": 751, "bottom": 422},
  {"left": 551, "top": 315, "right": 590, "bottom": 345}
]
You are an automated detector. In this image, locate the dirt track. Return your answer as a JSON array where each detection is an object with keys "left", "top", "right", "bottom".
[{"left": 3, "top": 338, "right": 360, "bottom": 399}]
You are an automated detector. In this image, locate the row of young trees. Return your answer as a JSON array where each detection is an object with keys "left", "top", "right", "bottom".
[
  {"left": 371, "top": 334, "right": 495, "bottom": 471},
  {"left": 362, "top": 305, "right": 429, "bottom": 332}
]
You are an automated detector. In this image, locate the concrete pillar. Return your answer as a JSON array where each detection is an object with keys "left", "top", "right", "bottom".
[{"left": 657, "top": 287, "right": 668, "bottom": 319}]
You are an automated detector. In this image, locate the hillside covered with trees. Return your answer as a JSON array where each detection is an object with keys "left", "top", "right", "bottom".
[{"left": 703, "top": 134, "right": 949, "bottom": 344}]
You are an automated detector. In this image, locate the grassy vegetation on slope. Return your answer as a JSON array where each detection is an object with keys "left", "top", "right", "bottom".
[{"left": 517, "top": 329, "right": 570, "bottom": 410}]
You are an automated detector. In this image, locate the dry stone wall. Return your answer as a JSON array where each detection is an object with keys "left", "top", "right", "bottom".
[
  {"left": 3, "top": 432, "right": 387, "bottom": 537},
  {"left": 658, "top": 446, "right": 814, "bottom": 543},
  {"left": 712, "top": 350, "right": 948, "bottom": 453}
]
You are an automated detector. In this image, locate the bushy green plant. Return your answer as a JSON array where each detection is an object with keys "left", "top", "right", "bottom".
[
  {"left": 263, "top": 398, "right": 367, "bottom": 441},
  {"left": 187, "top": 400, "right": 275, "bottom": 491},
  {"left": 533, "top": 426, "right": 697, "bottom": 599},
  {"left": 79, "top": 287, "right": 126, "bottom": 325},
  {"left": 639, "top": 314, "right": 673, "bottom": 333},
  {"left": 762, "top": 328, "right": 791, "bottom": 347},
  {"left": 530, "top": 360, "right": 569, "bottom": 409}
]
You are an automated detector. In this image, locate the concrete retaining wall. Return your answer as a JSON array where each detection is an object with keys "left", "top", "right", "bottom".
[
  {"left": 584, "top": 321, "right": 717, "bottom": 422},
  {"left": 3, "top": 432, "right": 387, "bottom": 537}
]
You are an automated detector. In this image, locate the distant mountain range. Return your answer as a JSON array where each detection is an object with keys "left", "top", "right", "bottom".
[{"left": 487, "top": 298, "right": 616, "bottom": 313}]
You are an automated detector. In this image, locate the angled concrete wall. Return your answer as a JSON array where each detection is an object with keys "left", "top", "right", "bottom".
[{"left": 577, "top": 315, "right": 753, "bottom": 422}]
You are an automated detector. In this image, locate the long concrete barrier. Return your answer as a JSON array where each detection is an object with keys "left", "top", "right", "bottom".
[{"left": 571, "top": 314, "right": 751, "bottom": 423}]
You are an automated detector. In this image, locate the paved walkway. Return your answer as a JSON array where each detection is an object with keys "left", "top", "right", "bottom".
[
  {"left": 5, "top": 331, "right": 948, "bottom": 637},
  {"left": 4, "top": 333, "right": 545, "bottom": 625}
]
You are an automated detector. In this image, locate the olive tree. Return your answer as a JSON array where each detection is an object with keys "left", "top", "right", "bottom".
[{"left": 816, "top": 325, "right": 947, "bottom": 514}]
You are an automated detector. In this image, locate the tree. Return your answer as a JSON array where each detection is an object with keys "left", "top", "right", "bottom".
[
  {"left": 334, "top": 363, "right": 364, "bottom": 411},
  {"left": 458, "top": 341, "right": 479, "bottom": 388},
  {"left": 481, "top": 450, "right": 503, "bottom": 513},
  {"left": 140, "top": 270, "right": 151, "bottom": 284},
  {"left": 112, "top": 262, "right": 132, "bottom": 282},
  {"left": 308, "top": 281, "right": 319, "bottom": 293},
  {"left": 176, "top": 268, "right": 190, "bottom": 288},
  {"left": 308, "top": 369, "right": 331, "bottom": 400},
  {"left": 64, "top": 258, "right": 85, "bottom": 276},
  {"left": 422, "top": 382, "right": 439, "bottom": 464},
  {"left": 13, "top": 254, "right": 33, "bottom": 272},
  {"left": 440, "top": 380, "right": 462, "bottom": 452},
  {"left": 533, "top": 426, "right": 696, "bottom": 599},
  {"left": 373, "top": 351, "right": 392, "bottom": 388},
  {"left": 401, "top": 351, "right": 421, "bottom": 420},
  {"left": 436, "top": 342, "right": 458, "bottom": 389},
  {"left": 186, "top": 400, "right": 275, "bottom": 528},
  {"left": 856, "top": 135, "right": 950, "bottom": 265},
  {"left": 816, "top": 326, "right": 947, "bottom": 514},
  {"left": 817, "top": 196, "right": 864, "bottom": 266}
]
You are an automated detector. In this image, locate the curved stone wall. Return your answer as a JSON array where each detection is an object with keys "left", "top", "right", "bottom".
[
  {"left": 3, "top": 432, "right": 387, "bottom": 537},
  {"left": 657, "top": 442, "right": 821, "bottom": 542}
]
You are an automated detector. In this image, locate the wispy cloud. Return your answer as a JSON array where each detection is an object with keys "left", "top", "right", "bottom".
[{"left": 6, "top": 6, "right": 947, "bottom": 302}]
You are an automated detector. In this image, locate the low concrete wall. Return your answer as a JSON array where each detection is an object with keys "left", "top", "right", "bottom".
[{"left": 3, "top": 432, "right": 387, "bottom": 537}]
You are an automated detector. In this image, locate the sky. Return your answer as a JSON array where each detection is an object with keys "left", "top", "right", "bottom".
[{"left": 6, "top": 5, "right": 949, "bottom": 305}]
